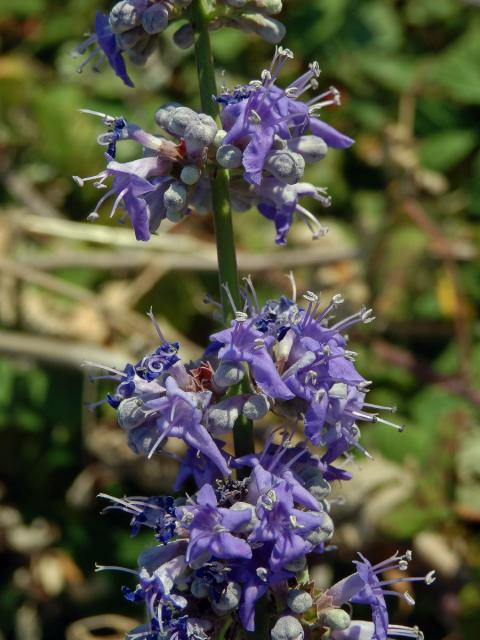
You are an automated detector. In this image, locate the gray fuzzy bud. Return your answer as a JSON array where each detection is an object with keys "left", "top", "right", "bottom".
[
  {"left": 271, "top": 616, "right": 304, "bottom": 640},
  {"left": 155, "top": 102, "right": 182, "bottom": 129},
  {"left": 173, "top": 23, "right": 194, "bottom": 49},
  {"left": 191, "top": 578, "right": 209, "bottom": 599},
  {"left": 168, "top": 107, "right": 198, "bottom": 136},
  {"left": 142, "top": 4, "right": 169, "bottom": 34},
  {"left": 236, "top": 14, "right": 286, "bottom": 44},
  {"left": 305, "top": 476, "right": 331, "bottom": 500},
  {"left": 164, "top": 182, "right": 187, "bottom": 212},
  {"left": 328, "top": 382, "right": 348, "bottom": 399},
  {"left": 318, "top": 608, "right": 351, "bottom": 631},
  {"left": 126, "top": 36, "right": 156, "bottom": 65},
  {"left": 284, "top": 556, "right": 306, "bottom": 573},
  {"left": 306, "top": 513, "right": 334, "bottom": 546},
  {"left": 287, "top": 590, "right": 313, "bottom": 614},
  {"left": 115, "top": 26, "right": 145, "bottom": 49},
  {"left": 117, "top": 397, "right": 149, "bottom": 431},
  {"left": 229, "top": 502, "right": 257, "bottom": 532},
  {"left": 184, "top": 121, "right": 217, "bottom": 154},
  {"left": 225, "top": 0, "right": 248, "bottom": 6},
  {"left": 252, "top": 0, "right": 283, "bottom": 14},
  {"left": 207, "top": 404, "right": 240, "bottom": 435},
  {"left": 214, "top": 361, "right": 245, "bottom": 387},
  {"left": 166, "top": 207, "right": 186, "bottom": 223},
  {"left": 180, "top": 165, "right": 201, "bottom": 185},
  {"left": 216, "top": 144, "right": 243, "bottom": 169},
  {"left": 286, "top": 136, "right": 328, "bottom": 163},
  {"left": 242, "top": 394, "right": 270, "bottom": 420},
  {"left": 197, "top": 113, "right": 217, "bottom": 132},
  {"left": 109, "top": 1, "right": 143, "bottom": 33},
  {"left": 265, "top": 150, "right": 305, "bottom": 184},
  {"left": 211, "top": 582, "right": 242, "bottom": 614}
]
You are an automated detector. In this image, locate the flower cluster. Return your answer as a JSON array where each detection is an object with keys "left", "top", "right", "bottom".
[
  {"left": 75, "top": 1, "right": 195, "bottom": 86},
  {"left": 73, "top": 106, "right": 218, "bottom": 240},
  {"left": 75, "top": 1, "right": 287, "bottom": 88},
  {"left": 217, "top": 46, "right": 354, "bottom": 243},
  {"left": 87, "top": 282, "right": 402, "bottom": 478},
  {"left": 96, "top": 479, "right": 433, "bottom": 640},
  {"left": 87, "top": 282, "right": 432, "bottom": 639},
  {"left": 75, "top": 48, "right": 353, "bottom": 244}
]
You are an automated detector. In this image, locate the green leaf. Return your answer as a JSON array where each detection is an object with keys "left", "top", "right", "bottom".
[
  {"left": 419, "top": 129, "right": 478, "bottom": 171},
  {"left": 428, "top": 21, "right": 480, "bottom": 104}
]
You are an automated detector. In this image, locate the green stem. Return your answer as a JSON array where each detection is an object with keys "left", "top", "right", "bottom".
[
  {"left": 189, "top": 0, "right": 255, "bottom": 464},
  {"left": 189, "top": 0, "right": 241, "bottom": 318}
]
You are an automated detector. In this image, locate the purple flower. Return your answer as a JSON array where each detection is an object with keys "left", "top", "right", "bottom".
[
  {"left": 74, "top": 155, "right": 172, "bottom": 241},
  {"left": 122, "top": 556, "right": 188, "bottom": 611},
  {"left": 326, "top": 552, "right": 435, "bottom": 640},
  {"left": 133, "top": 377, "right": 230, "bottom": 476},
  {"left": 229, "top": 546, "right": 293, "bottom": 631},
  {"left": 95, "top": 12, "right": 134, "bottom": 87},
  {"left": 177, "top": 484, "right": 252, "bottom": 564},
  {"left": 236, "top": 436, "right": 322, "bottom": 512},
  {"left": 217, "top": 47, "right": 353, "bottom": 186},
  {"left": 210, "top": 316, "right": 294, "bottom": 400},
  {"left": 99, "top": 494, "right": 177, "bottom": 542},
  {"left": 74, "top": 109, "right": 219, "bottom": 240},
  {"left": 173, "top": 443, "right": 230, "bottom": 492},
  {"left": 247, "top": 465, "right": 324, "bottom": 570},
  {"left": 75, "top": 12, "right": 134, "bottom": 87},
  {"left": 254, "top": 178, "right": 331, "bottom": 245}
]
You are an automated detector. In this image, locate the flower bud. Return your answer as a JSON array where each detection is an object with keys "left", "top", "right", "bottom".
[
  {"left": 214, "top": 361, "right": 245, "bottom": 387},
  {"left": 225, "top": 0, "right": 248, "bottom": 7},
  {"left": 184, "top": 120, "right": 217, "bottom": 153},
  {"left": 242, "top": 394, "right": 270, "bottom": 420},
  {"left": 253, "top": 0, "right": 283, "bottom": 14},
  {"left": 155, "top": 102, "right": 182, "bottom": 129},
  {"left": 167, "top": 107, "right": 198, "bottom": 136},
  {"left": 142, "top": 4, "right": 169, "bottom": 34},
  {"left": 328, "top": 382, "right": 348, "bottom": 399},
  {"left": 305, "top": 476, "right": 331, "bottom": 500},
  {"left": 211, "top": 582, "right": 242, "bottom": 614},
  {"left": 318, "top": 608, "right": 351, "bottom": 631},
  {"left": 198, "top": 113, "right": 217, "bottom": 131},
  {"left": 115, "top": 26, "right": 145, "bottom": 49},
  {"left": 217, "top": 144, "right": 243, "bottom": 169},
  {"left": 109, "top": 1, "right": 143, "bottom": 33},
  {"left": 265, "top": 150, "right": 305, "bottom": 184},
  {"left": 165, "top": 208, "right": 186, "bottom": 223},
  {"left": 164, "top": 182, "right": 187, "bottom": 212},
  {"left": 229, "top": 502, "right": 257, "bottom": 532},
  {"left": 271, "top": 616, "right": 304, "bottom": 640},
  {"left": 207, "top": 400, "right": 241, "bottom": 434},
  {"left": 191, "top": 577, "right": 209, "bottom": 599},
  {"left": 287, "top": 590, "right": 313, "bottom": 614},
  {"left": 284, "top": 555, "right": 306, "bottom": 573},
  {"left": 117, "top": 397, "right": 150, "bottom": 431},
  {"left": 236, "top": 14, "right": 286, "bottom": 44},
  {"left": 126, "top": 36, "right": 157, "bottom": 65},
  {"left": 306, "top": 513, "right": 334, "bottom": 545},
  {"left": 286, "top": 136, "right": 328, "bottom": 163},
  {"left": 180, "top": 165, "right": 201, "bottom": 185},
  {"left": 173, "top": 23, "right": 195, "bottom": 49}
]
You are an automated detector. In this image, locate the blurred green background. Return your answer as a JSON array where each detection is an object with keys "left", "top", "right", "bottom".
[{"left": 1, "top": 0, "right": 479, "bottom": 638}]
